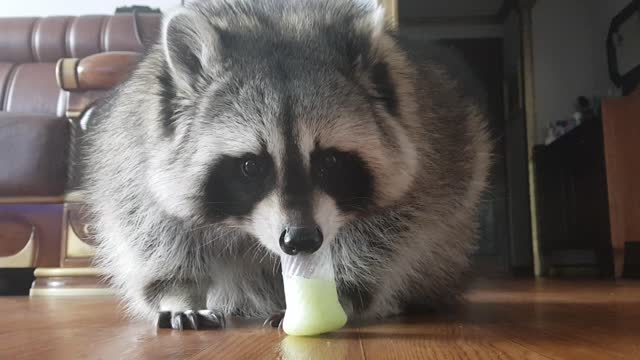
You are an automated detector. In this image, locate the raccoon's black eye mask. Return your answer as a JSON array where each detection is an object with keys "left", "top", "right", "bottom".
[
  {"left": 203, "top": 147, "right": 374, "bottom": 220},
  {"left": 311, "top": 148, "right": 374, "bottom": 212},
  {"left": 203, "top": 152, "right": 276, "bottom": 220}
]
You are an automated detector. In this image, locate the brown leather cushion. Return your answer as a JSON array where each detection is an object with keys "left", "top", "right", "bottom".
[
  {"left": 0, "top": 14, "right": 161, "bottom": 116},
  {"left": 67, "top": 15, "right": 108, "bottom": 58},
  {"left": 2, "top": 63, "right": 63, "bottom": 116},
  {"left": 0, "top": 18, "right": 36, "bottom": 63},
  {"left": 0, "top": 15, "right": 161, "bottom": 63},
  {"left": 0, "top": 113, "right": 68, "bottom": 197},
  {"left": 0, "top": 14, "right": 160, "bottom": 197}
]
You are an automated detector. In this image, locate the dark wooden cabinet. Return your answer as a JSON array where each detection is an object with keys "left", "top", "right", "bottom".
[
  {"left": 601, "top": 90, "right": 640, "bottom": 278},
  {"left": 534, "top": 118, "right": 614, "bottom": 277}
]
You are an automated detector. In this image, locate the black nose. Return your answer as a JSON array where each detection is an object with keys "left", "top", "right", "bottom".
[{"left": 279, "top": 226, "right": 323, "bottom": 255}]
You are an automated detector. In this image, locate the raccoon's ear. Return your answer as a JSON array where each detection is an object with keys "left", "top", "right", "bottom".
[
  {"left": 161, "top": 8, "right": 219, "bottom": 90},
  {"left": 352, "top": 5, "right": 398, "bottom": 116}
]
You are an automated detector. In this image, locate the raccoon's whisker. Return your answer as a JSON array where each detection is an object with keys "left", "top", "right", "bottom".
[
  {"left": 249, "top": 250, "right": 260, "bottom": 263},
  {"left": 246, "top": 240, "right": 261, "bottom": 255},
  {"left": 187, "top": 223, "right": 219, "bottom": 233},
  {"left": 250, "top": 244, "right": 271, "bottom": 265},
  {"left": 272, "top": 255, "right": 279, "bottom": 276},
  {"left": 195, "top": 227, "right": 236, "bottom": 249},
  {"left": 198, "top": 236, "right": 224, "bottom": 251},
  {"left": 244, "top": 240, "right": 263, "bottom": 258},
  {"left": 257, "top": 247, "right": 271, "bottom": 264}
]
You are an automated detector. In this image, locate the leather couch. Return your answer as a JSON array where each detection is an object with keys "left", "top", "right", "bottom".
[{"left": 0, "top": 14, "right": 160, "bottom": 294}]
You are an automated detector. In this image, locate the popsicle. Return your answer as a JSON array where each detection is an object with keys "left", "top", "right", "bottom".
[{"left": 280, "top": 244, "right": 347, "bottom": 336}]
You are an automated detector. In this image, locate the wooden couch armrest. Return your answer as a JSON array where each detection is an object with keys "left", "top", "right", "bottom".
[
  {"left": 55, "top": 51, "right": 142, "bottom": 120},
  {"left": 56, "top": 51, "right": 142, "bottom": 92}
]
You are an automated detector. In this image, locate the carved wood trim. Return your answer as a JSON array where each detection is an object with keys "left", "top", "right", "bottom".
[
  {"left": 56, "top": 58, "right": 80, "bottom": 91},
  {"left": 0, "top": 218, "right": 33, "bottom": 257},
  {"left": 60, "top": 203, "right": 97, "bottom": 267},
  {"left": 0, "top": 215, "right": 37, "bottom": 268}
]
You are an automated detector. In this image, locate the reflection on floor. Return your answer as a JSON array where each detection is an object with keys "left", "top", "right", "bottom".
[{"left": 2, "top": 278, "right": 639, "bottom": 359}]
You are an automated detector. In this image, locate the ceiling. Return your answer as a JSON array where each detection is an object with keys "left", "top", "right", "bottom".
[{"left": 399, "top": 0, "right": 506, "bottom": 20}]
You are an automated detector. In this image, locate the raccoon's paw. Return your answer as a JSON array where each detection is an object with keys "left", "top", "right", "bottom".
[
  {"left": 157, "top": 309, "right": 226, "bottom": 330},
  {"left": 263, "top": 310, "right": 286, "bottom": 329}
]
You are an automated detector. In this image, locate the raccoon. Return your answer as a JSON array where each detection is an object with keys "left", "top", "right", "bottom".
[{"left": 84, "top": 0, "right": 491, "bottom": 330}]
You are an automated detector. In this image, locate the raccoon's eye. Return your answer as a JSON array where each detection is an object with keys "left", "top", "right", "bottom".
[
  {"left": 311, "top": 148, "right": 374, "bottom": 212},
  {"left": 241, "top": 158, "right": 263, "bottom": 179},
  {"left": 317, "top": 153, "right": 338, "bottom": 178},
  {"left": 321, "top": 154, "right": 337, "bottom": 171},
  {"left": 323, "top": 154, "right": 338, "bottom": 168}
]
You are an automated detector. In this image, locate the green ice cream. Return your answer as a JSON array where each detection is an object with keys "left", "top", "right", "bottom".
[{"left": 281, "top": 276, "right": 347, "bottom": 336}]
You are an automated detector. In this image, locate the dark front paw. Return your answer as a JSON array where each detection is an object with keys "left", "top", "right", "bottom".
[
  {"left": 158, "top": 309, "right": 225, "bottom": 330},
  {"left": 263, "top": 310, "right": 286, "bottom": 328}
]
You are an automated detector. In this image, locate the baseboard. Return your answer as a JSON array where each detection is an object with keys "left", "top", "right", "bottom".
[{"left": 30, "top": 267, "right": 112, "bottom": 297}]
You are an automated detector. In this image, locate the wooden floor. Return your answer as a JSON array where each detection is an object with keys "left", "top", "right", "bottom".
[{"left": 1, "top": 279, "right": 639, "bottom": 360}]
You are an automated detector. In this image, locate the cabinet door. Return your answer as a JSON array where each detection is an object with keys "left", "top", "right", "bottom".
[
  {"left": 602, "top": 90, "right": 640, "bottom": 277},
  {"left": 534, "top": 147, "right": 570, "bottom": 255}
]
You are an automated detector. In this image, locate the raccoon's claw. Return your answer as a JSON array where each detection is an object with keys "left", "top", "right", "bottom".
[
  {"left": 200, "top": 309, "right": 226, "bottom": 328},
  {"left": 263, "top": 310, "right": 286, "bottom": 328},
  {"left": 184, "top": 310, "right": 198, "bottom": 330},
  {"left": 158, "top": 310, "right": 225, "bottom": 330}
]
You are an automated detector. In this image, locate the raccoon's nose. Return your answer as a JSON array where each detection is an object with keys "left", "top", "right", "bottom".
[{"left": 279, "top": 226, "right": 323, "bottom": 255}]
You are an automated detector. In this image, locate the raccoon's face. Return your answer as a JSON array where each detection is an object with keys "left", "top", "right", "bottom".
[{"left": 147, "top": 0, "right": 418, "bottom": 255}]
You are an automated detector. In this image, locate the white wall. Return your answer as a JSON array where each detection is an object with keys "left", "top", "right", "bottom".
[
  {"left": 1, "top": 0, "right": 181, "bottom": 17},
  {"left": 531, "top": 0, "right": 631, "bottom": 143}
]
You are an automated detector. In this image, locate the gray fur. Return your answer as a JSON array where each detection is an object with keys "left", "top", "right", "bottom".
[{"left": 84, "top": 0, "right": 491, "bottom": 324}]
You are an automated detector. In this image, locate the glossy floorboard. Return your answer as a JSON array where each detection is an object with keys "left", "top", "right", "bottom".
[{"left": 1, "top": 279, "right": 639, "bottom": 359}]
